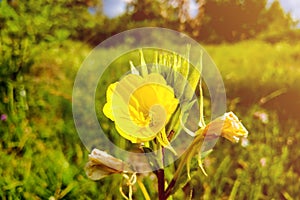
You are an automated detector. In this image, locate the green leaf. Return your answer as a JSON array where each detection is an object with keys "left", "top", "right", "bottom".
[
  {"left": 129, "top": 61, "right": 140, "bottom": 75},
  {"left": 197, "top": 50, "right": 206, "bottom": 128},
  {"left": 179, "top": 99, "right": 198, "bottom": 137},
  {"left": 197, "top": 149, "right": 213, "bottom": 176},
  {"left": 139, "top": 49, "right": 148, "bottom": 77}
]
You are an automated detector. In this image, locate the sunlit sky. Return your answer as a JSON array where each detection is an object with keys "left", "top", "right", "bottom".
[{"left": 103, "top": 0, "right": 300, "bottom": 24}]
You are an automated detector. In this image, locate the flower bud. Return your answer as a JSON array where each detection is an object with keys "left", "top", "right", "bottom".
[{"left": 203, "top": 112, "right": 248, "bottom": 143}]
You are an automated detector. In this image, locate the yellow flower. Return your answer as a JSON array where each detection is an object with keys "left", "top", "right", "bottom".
[
  {"left": 202, "top": 112, "right": 248, "bottom": 143},
  {"left": 103, "top": 73, "right": 179, "bottom": 145}
]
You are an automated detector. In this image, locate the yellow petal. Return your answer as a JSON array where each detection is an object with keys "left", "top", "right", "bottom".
[{"left": 103, "top": 82, "right": 118, "bottom": 121}]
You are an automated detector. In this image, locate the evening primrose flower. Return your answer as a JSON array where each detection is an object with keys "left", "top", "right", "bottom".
[
  {"left": 103, "top": 73, "right": 179, "bottom": 149},
  {"left": 202, "top": 112, "right": 248, "bottom": 143}
]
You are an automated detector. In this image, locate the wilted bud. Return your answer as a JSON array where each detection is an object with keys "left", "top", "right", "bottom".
[
  {"left": 253, "top": 111, "right": 269, "bottom": 124},
  {"left": 203, "top": 112, "right": 248, "bottom": 143},
  {"left": 85, "top": 149, "right": 133, "bottom": 180}
]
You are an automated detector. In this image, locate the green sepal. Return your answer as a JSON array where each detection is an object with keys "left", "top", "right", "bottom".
[
  {"left": 139, "top": 49, "right": 148, "bottom": 77},
  {"left": 156, "top": 129, "right": 177, "bottom": 155}
]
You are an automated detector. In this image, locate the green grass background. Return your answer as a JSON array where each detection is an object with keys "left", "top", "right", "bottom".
[{"left": 1, "top": 39, "right": 300, "bottom": 199}]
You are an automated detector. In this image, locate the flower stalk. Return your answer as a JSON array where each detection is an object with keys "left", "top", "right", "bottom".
[{"left": 157, "top": 168, "right": 165, "bottom": 200}]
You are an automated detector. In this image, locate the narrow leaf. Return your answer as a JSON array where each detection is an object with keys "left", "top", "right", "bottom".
[
  {"left": 129, "top": 61, "right": 140, "bottom": 75},
  {"left": 139, "top": 49, "right": 148, "bottom": 77}
]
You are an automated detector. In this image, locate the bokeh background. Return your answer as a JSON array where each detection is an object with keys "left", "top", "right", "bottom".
[{"left": 1, "top": 0, "right": 300, "bottom": 199}]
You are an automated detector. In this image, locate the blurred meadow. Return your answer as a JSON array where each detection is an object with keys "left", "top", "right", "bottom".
[{"left": 1, "top": 0, "right": 300, "bottom": 199}]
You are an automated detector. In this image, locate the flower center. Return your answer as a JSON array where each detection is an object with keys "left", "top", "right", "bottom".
[{"left": 128, "top": 84, "right": 169, "bottom": 132}]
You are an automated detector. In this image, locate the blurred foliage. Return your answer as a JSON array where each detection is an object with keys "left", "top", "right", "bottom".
[
  {"left": 0, "top": 0, "right": 94, "bottom": 128},
  {"left": 0, "top": 1, "right": 96, "bottom": 198},
  {"left": 194, "top": 0, "right": 295, "bottom": 42},
  {"left": 197, "top": 0, "right": 269, "bottom": 42},
  {"left": 1, "top": 0, "right": 294, "bottom": 46},
  {"left": 82, "top": 0, "right": 298, "bottom": 45},
  {"left": 0, "top": 0, "right": 94, "bottom": 117}
]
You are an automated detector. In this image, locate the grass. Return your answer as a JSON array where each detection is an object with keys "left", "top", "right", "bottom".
[
  {"left": 206, "top": 40, "right": 300, "bottom": 121},
  {"left": 1, "top": 39, "right": 300, "bottom": 199}
]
